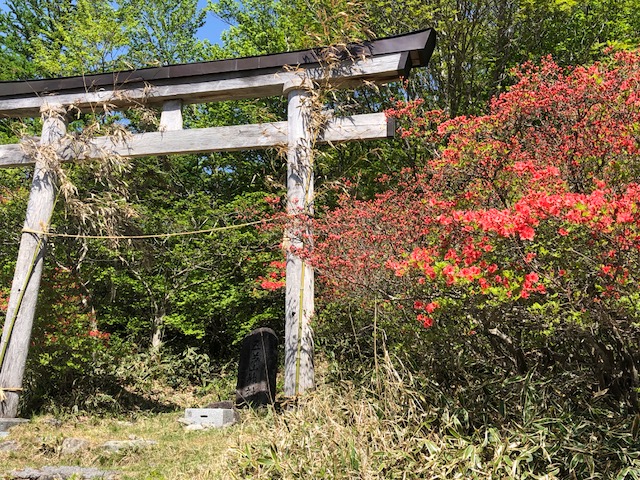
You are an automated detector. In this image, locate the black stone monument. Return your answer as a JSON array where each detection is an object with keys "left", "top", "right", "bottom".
[{"left": 236, "top": 327, "right": 278, "bottom": 408}]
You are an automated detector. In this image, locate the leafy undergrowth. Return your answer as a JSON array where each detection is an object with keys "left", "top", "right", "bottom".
[
  {"left": 20, "top": 347, "right": 236, "bottom": 417},
  {"left": 226, "top": 356, "right": 640, "bottom": 479},
  {"left": 2, "top": 355, "right": 639, "bottom": 479}
]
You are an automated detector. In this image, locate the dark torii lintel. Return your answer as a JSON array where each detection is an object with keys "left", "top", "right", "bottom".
[{"left": 0, "top": 29, "right": 436, "bottom": 117}]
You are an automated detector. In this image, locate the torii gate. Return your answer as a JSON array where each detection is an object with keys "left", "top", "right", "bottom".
[{"left": 0, "top": 29, "right": 436, "bottom": 418}]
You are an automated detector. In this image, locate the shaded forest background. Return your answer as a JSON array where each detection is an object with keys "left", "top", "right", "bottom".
[{"left": 1, "top": 4, "right": 640, "bottom": 472}]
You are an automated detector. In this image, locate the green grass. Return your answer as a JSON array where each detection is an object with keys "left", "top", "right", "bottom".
[
  {"left": 1, "top": 413, "right": 238, "bottom": 479},
  {"left": 2, "top": 356, "right": 639, "bottom": 479}
]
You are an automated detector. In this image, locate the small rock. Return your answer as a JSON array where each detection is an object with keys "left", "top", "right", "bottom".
[
  {"left": 61, "top": 437, "right": 90, "bottom": 455},
  {"left": 10, "top": 466, "right": 118, "bottom": 479},
  {"left": 0, "top": 440, "right": 19, "bottom": 452},
  {"left": 184, "top": 424, "right": 205, "bottom": 431},
  {"left": 42, "top": 418, "right": 63, "bottom": 427},
  {"left": 101, "top": 439, "right": 157, "bottom": 453}
]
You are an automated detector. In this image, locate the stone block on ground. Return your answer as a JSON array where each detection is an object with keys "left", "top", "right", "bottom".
[
  {"left": 0, "top": 418, "right": 29, "bottom": 433},
  {"left": 182, "top": 408, "right": 236, "bottom": 428}
]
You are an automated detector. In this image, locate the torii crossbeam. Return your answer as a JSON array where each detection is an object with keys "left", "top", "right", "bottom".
[{"left": 0, "top": 29, "right": 436, "bottom": 417}]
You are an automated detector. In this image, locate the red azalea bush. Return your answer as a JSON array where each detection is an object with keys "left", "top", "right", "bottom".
[{"left": 310, "top": 51, "right": 640, "bottom": 408}]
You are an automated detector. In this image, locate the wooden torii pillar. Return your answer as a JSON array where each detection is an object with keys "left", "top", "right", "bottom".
[
  {"left": 0, "top": 104, "right": 66, "bottom": 417},
  {"left": 0, "top": 29, "right": 436, "bottom": 417},
  {"left": 284, "top": 79, "right": 315, "bottom": 395}
]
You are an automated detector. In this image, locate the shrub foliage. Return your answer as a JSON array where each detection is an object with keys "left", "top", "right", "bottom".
[{"left": 309, "top": 50, "right": 640, "bottom": 412}]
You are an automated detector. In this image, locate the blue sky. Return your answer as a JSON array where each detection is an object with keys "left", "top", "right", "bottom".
[{"left": 197, "top": 0, "right": 229, "bottom": 44}]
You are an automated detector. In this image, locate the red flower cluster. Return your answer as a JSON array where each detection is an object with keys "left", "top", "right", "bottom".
[
  {"left": 258, "top": 260, "right": 286, "bottom": 291},
  {"left": 307, "top": 49, "right": 640, "bottom": 329},
  {"left": 88, "top": 329, "right": 110, "bottom": 340}
]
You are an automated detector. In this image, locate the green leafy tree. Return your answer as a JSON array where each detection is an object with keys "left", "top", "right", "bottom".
[
  {"left": 367, "top": 0, "right": 640, "bottom": 115},
  {"left": 210, "top": 0, "right": 304, "bottom": 56},
  {"left": 3, "top": 0, "right": 639, "bottom": 412},
  {"left": 1, "top": 0, "right": 135, "bottom": 76},
  {"left": 82, "top": 156, "right": 283, "bottom": 353},
  {"left": 125, "top": 0, "right": 210, "bottom": 66},
  {"left": 0, "top": 0, "right": 75, "bottom": 78}
]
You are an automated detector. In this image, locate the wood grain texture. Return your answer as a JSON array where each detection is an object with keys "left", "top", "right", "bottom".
[
  {"left": 0, "top": 106, "right": 66, "bottom": 418},
  {"left": 284, "top": 88, "right": 315, "bottom": 397},
  {"left": 0, "top": 113, "right": 393, "bottom": 168},
  {"left": 159, "top": 100, "right": 183, "bottom": 131}
]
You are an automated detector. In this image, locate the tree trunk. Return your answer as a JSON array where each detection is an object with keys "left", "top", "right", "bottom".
[{"left": 151, "top": 306, "right": 165, "bottom": 350}]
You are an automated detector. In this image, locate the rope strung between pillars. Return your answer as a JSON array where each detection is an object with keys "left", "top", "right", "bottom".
[
  {"left": 21, "top": 218, "right": 275, "bottom": 240},
  {"left": 1, "top": 218, "right": 275, "bottom": 372},
  {"left": 1, "top": 205, "right": 274, "bottom": 405}
]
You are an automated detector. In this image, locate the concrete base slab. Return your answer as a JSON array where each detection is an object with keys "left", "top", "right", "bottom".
[
  {"left": 0, "top": 418, "right": 28, "bottom": 433},
  {"left": 182, "top": 408, "right": 236, "bottom": 428}
]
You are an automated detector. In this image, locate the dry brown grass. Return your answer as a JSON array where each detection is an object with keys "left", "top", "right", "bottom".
[{"left": 2, "top": 354, "right": 638, "bottom": 479}]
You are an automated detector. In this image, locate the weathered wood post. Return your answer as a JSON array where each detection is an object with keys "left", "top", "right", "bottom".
[
  {"left": 159, "top": 100, "right": 183, "bottom": 131},
  {"left": 0, "top": 103, "right": 66, "bottom": 418},
  {"left": 283, "top": 79, "right": 315, "bottom": 396}
]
